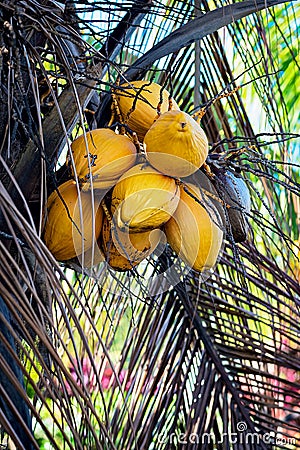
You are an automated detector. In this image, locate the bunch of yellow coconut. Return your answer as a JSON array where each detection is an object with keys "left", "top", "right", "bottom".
[{"left": 43, "top": 81, "right": 224, "bottom": 273}]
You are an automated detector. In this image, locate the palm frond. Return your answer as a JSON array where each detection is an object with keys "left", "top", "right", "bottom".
[{"left": 0, "top": 1, "right": 299, "bottom": 449}]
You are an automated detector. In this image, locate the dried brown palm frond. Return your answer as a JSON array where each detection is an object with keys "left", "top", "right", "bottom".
[{"left": 0, "top": 0, "right": 299, "bottom": 449}]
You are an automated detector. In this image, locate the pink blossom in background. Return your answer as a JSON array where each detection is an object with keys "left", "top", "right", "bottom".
[
  {"left": 64, "top": 359, "right": 159, "bottom": 396},
  {"left": 65, "top": 359, "right": 132, "bottom": 395},
  {"left": 101, "top": 366, "right": 131, "bottom": 391},
  {"left": 270, "top": 339, "right": 300, "bottom": 440},
  {"left": 65, "top": 357, "right": 96, "bottom": 396},
  {"left": 101, "top": 367, "right": 113, "bottom": 390}
]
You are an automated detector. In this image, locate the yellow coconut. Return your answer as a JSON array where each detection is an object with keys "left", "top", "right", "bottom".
[
  {"left": 43, "top": 180, "right": 103, "bottom": 261},
  {"left": 114, "top": 81, "right": 180, "bottom": 141},
  {"left": 185, "top": 169, "right": 226, "bottom": 225},
  {"left": 164, "top": 183, "right": 224, "bottom": 272},
  {"left": 144, "top": 110, "right": 208, "bottom": 178},
  {"left": 111, "top": 163, "right": 180, "bottom": 232},
  {"left": 70, "top": 128, "right": 136, "bottom": 190},
  {"left": 77, "top": 241, "right": 104, "bottom": 268},
  {"left": 101, "top": 217, "right": 162, "bottom": 271}
]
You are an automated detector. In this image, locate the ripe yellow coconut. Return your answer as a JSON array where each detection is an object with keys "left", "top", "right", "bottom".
[
  {"left": 114, "top": 81, "right": 180, "bottom": 141},
  {"left": 144, "top": 110, "right": 208, "bottom": 178},
  {"left": 77, "top": 241, "right": 104, "bottom": 268},
  {"left": 111, "top": 163, "right": 180, "bottom": 232},
  {"left": 43, "top": 180, "right": 103, "bottom": 261},
  {"left": 164, "top": 183, "right": 224, "bottom": 272},
  {"left": 185, "top": 169, "right": 225, "bottom": 225},
  {"left": 70, "top": 128, "right": 136, "bottom": 190},
  {"left": 101, "top": 217, "right": 162, "bottom": 271}
]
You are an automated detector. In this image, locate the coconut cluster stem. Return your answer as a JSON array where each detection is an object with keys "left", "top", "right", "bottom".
[
  {"left": 193, "top": 85, "right": 241, "bottom": 123},
  {"left": 101, "top": 200, "right": 114, "bottom": 225}
]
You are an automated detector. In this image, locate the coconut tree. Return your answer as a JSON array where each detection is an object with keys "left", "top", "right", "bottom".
[{"left": 0, "top": 0, "right": 299, "bottom": 449}]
